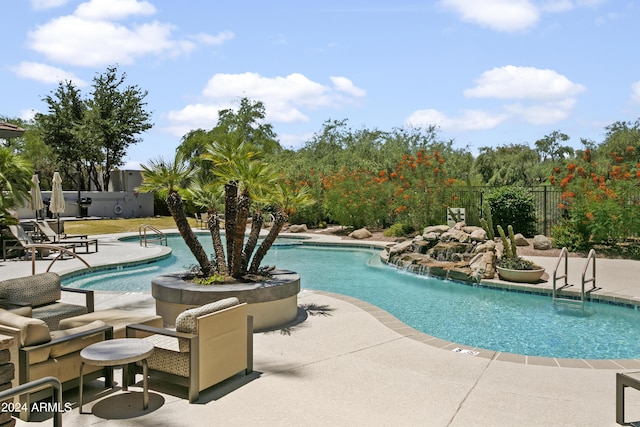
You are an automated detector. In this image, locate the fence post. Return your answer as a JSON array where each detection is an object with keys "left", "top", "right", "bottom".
[{"left": 543, "top": 186, "right": 548, "bottom": 236}]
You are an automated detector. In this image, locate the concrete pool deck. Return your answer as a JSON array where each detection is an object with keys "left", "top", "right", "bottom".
[{"left": 4, "top": 230, "right": 640, "bottom": 426}]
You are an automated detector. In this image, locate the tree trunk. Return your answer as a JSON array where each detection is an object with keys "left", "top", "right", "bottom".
[
  {"left": 249, "top": 210, "right": 286, "bottom": 274},
  {"left": 166, "top": 191, "right": 214, "bottom": 276},
  {"left": 224, "top": 182, "right": 238, "bottom": 273},
  {"left": 231, "top": 191, "right": 250, "bottom": 278},
  {"left": 207, "top": 208, "right": 227, "bottom": 274},
  {"left": 242, "top": 210, "right": 263, "bottom": 274}
]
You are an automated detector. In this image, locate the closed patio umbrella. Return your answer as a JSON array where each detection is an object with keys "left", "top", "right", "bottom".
[
  {"left": 29, "top": 174, "right": 44, "bottom": 220},
  {"left": 50, "top": 172, "right": 65, "bottom": 238}
]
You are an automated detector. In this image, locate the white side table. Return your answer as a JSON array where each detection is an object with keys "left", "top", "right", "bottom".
[{"left": 79, "top": 338, "right": 154, "bottom": 413}]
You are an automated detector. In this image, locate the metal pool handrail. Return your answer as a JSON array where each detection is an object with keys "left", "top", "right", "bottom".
[{"left": 138, "top": 224, "right": 167, "bottom": 247}]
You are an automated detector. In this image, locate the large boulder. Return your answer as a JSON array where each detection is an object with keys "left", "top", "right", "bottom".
[
  {"left": 533, "top": 234, "right": 553, "bottom": 250},
  {"left": 470, "top": 229, "right": 488, "bottom": 242},
  {"left": 349, "top": 227, "right": 372, "bottom": 239},
  {"left": 389, "top": 240, "right": 414, "bottom": 256},
  {"left": 288, "top": 224, "right": 308, "bottom": 233}
]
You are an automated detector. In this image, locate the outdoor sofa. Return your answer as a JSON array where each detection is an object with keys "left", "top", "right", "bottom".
[
  {"left": 0, "top": 308, "right": 113, "bottom": 421},
  {"left": 0, "top": 272, "right": 94, "bottom": 330}
]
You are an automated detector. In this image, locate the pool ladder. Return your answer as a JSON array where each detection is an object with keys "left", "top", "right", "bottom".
[
  {"left": 552, "top": 247, "right": 598, "bottom": 303},
  {"left": 139, "top": 224, "right": 168, "bottom": 247}
]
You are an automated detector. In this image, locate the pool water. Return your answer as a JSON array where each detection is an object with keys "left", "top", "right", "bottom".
[{"left": 63, "top": 235, "right": 640, "bottom": 359}]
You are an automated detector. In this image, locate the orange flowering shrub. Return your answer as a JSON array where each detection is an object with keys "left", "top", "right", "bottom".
[{"left": 550, "top": 147, "right": 640, "bottom": 247}]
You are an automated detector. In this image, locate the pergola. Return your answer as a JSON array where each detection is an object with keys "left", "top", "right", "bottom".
[{"left": 0, "top": 120, "right": 25, "bottom": 139}]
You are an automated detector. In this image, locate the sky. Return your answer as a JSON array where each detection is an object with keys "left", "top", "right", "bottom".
[{"left": 2, "top": 0, "right": 639, "bottom": 169}]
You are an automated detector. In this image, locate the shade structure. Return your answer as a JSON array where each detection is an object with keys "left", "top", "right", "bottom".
[
  {"left": 50, "top": 172, "right": 65, "bottom": 238},
  {"left": 0, "top": 121, "right": 25, "bottom": 139},
  {"left": 29, "top": 174, "right": 44, "bottom": 218}
]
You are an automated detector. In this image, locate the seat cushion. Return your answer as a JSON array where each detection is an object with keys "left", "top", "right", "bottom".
[
  {"left": 0, "top": 272, "right": 61, "bottom": 307},
  {"left": 49, "top": 320, "right": 106, "bottom": 358},
  {"left": 58, "top": 309, "right": 163, "bottom": 339},
  {"left": 0, "top": 309, "right": 50, "bottom": 347},
  {"left": 175, "top": 297, "right": 240, "bottom": 335},
  {"left": 32, "top": 302, "right": 88, "bottom": 331}
]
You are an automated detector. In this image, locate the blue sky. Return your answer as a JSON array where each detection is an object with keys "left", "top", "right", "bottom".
[{"left": 2, "top": 0, "right": 639, "bottom": 169}]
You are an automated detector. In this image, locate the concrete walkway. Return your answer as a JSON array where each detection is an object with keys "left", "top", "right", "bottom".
[{"left": 5, "top": 231, "right": 640, "bottom": 426}]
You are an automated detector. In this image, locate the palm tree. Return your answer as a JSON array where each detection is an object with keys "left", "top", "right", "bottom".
[
  {"left": 0, "top": 146, "right": 33, "bottom": 225},
  {"left": 202, "top": 139, "right": 275, "bottom": 279},
  {"left": 138, "top": 155, "right": 215, "bottom": 276},
  {"left": 249, "top": 183, "right": 314, "bottom": 274},
  {"left": 187, "top": 178, "right": 227, "bottom": 274}
]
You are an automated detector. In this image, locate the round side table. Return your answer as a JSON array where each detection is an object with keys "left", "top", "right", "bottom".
[{"left": 79, "top": 338, "right": 154, "bottom": 413}]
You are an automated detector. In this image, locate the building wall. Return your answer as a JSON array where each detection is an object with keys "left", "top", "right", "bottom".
[{"left": 17, "top": 190, "right": 154, "bottom": 219}]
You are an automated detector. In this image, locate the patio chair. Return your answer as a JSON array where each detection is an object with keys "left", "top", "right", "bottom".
[
  {"left": 126, "top": 297, "right": 253, "bottom": 402},
  {"left": 3, "top": 224, "right": 75, "bottom": 260},
  {"left": 32, "top": 221, "right": 99, "bottom": 253},
  {"left": 32, "top": 220, "right": 87, "bottom": 243}
]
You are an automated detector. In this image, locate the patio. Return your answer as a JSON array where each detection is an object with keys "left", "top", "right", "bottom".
[{"left": 4, "top": 232, "right": 640, "bottom": 426}]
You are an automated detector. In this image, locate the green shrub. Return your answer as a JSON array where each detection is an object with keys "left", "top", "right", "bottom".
[
  {"left": 486, "top": 186, "right": 537, "bottom": 237},
  {"left": 383, "top": 223, "right": 414, "bottom": 237},
  {"left": 551, "top": 219, "right": 589, "bottom": 251}
]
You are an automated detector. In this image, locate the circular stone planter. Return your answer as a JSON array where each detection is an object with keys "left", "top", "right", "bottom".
[
  {"left": 496, "top": 266, "right": 545, "bottom": 283},
  {"left": 152, "top": 270, "right": 300, "bottom": 331}
]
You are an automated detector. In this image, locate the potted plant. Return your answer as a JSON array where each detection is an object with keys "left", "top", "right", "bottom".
[{"left": 495, "top": 225, "right": 545, "bottom": 283}]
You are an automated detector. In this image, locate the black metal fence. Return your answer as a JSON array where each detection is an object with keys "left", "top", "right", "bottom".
[{"left": 437, "top": 186, "right": 563, "bottom": 236}]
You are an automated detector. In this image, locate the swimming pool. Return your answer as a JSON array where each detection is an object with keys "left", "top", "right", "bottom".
[{"left": 63, "top": 235, "right": 640, "bottom": 359}]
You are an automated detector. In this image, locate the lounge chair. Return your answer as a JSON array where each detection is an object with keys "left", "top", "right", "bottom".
[
  {"left": 126, "top": 297, "right": 253, "bottom": 402},
  {"left": 32, "top": 221, "right": 99, "bottom": 253},
  {"left": 2, "top": 224, "right": 80, "bottom": 260}
]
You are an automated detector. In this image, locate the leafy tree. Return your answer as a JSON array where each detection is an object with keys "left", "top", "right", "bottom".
[
  {"left": 84, "top": 66, "right": 152, "bottom": 190},
  {"left": 0, "top": 146, "right": 33, "bottom": 224},
  {"left": 37, "top": 66, "right": 152, "bottom": 191},
  {"left": 474, "top": 144, "right": 540, "bottom": 186}
]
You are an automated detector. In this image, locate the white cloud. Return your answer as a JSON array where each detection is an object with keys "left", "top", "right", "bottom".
[
  {"left": 74, "top": 0, "right": 156, "bottom": 21},
  {"left": 20, "top": 109, "right": 39, "bottom": 122},
  {"left": 26, "top": 0, "right": 228, "bottom": 67},
  {"left": 331, "top": 76, "right": 367, "bottom": 97},
  {"left": 191, "top": 31, "right": 235, "bottom": 45},
  {"left": 31, "top": 0, "right": 68, "bottom": 10},
  {"left": 405, "top": 109, "right": 508, "bottom": 130},
  {"left": 440, "top": 0, "right": 539, "bottom": 32},
  {"left": 541, "top": 0, "right": 575, "bottom": 13},
  {"left": 14, "top": 61, "right": 89, "bottom": 87},
  {"left": 504, "top": 99, "right": 577, "bottom": 124},
  {"left": 406, "top": 65, "right": 584, "bottom": 132},
  {"left": 165, "top": 72, "right": 366, "bottom": 137},
  {"left": 631, "top": 81, "right": 640, "bottom": 104},
  {"left": 464, "top": 65, "right": 585, "bottom": 100},
  {"left": 28, "top": 16, "right": 192, "bottom": 67}
]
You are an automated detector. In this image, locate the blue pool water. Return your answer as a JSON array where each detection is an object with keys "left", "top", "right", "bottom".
[{"left": 63, "top": 235, "right": 640, "bottom": 359}]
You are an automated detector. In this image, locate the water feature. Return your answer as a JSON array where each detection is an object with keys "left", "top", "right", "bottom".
[{"left": 62, "top": 234, "right": 640, "bottom": 359}]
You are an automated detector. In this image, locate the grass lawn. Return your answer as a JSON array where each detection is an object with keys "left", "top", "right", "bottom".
[{"left": 63, "top": 216, "right": 194, "bottom": 235}]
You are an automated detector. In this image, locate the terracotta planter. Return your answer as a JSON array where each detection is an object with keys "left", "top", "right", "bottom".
[{"left": 496, "top": 265, "right": 545, "bottom": 283}]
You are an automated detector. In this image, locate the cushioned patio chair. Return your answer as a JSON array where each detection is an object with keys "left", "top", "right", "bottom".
[
  {"left": 126, "top": 297, "right": 253, "bottom": 402},
  {"left": 2, "top": 224, "right": 72, "bottom": 260},
  {"left": 31, "top": 220, "right": 98, "bottom": 253},
  {"left": 32, "top": 220, "right": 88, "bottom": 243}
]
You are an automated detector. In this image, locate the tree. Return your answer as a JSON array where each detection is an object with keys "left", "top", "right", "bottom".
[
  {"left": 474, "top": 144, "right": 540, "bottom": 186},
  {"left": 138, "top": 155, "right": 215, "bottom": 276},
  {"left": 84, "top": 66, "right": 153, "bottom": 190},
  {"left": 0, "top": 147, "right": 33, "bottom": 224},
  {"left": 37, "top": 66, "right": 152, "bottom": 191}
]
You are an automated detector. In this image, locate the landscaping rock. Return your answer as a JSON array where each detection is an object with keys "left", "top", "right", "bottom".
[
  {"left": 389, "top": 240, "right": 413, "bottom": 256},
  {"left": 514, "top": 233, "right": 529, "bottom": 246},
  {"left": 533, "top": 234, "right": 553, "bottom": 250},
  {"left": 349, "top": 227, "right": 372, "bottom": 239},
  {"left": 288, "top": 224, "right": 308, "bottom": 233},
  {"left": 470, "top": 229, "right": 488, "bottom": 242},
  {"left": 423, "top": 225, "right": 450, "bottom": 236}
]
